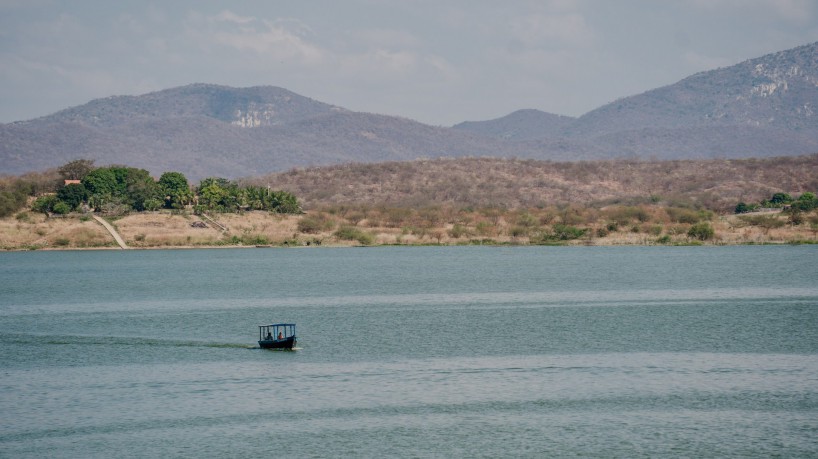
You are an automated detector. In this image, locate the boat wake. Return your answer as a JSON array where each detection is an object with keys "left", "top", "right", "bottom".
[
  {"left": 2, "top": 333, "right": 252, "bottom": 349},
  {"left": 255, "top": 346, "right": 301, "bottom": 351}
]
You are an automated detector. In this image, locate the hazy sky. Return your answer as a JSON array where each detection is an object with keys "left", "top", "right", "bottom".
[{"left": 2, "top": 0, "right": 817, "bottom": 126}]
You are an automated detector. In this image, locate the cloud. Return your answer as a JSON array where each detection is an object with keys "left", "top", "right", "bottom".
[
  {"left": 212, "top": 10, "right": 256, "bottom": 25},
  {"left": 508, "top": 12, "right": 594, "bottom": 49},
  {"left": 687, "top": 0, "right": 815, "bottom": 24},
  {"left": 339, "top": 49, "right": 417, "bottom": 77},
  {"left": 333, "top": 48, "right": 458, "bottom": 88},
  {"left": 346, "top": 28, "right": 421, "bottom": 50},
  {"left": 187, "top": 10, "right": 324, "bottom": 64}
]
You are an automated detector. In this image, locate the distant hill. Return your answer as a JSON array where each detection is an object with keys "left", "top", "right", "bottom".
[
  {"left": 457, "top": 42, "right": 818, "bottom": 158},
  {"left": 571, "top": 42, "right": 818, "bottom": 137},
  {"left": 0, "top": 86, "right": 600, "bottom": 180},
  {"left": 453, "top": 109, "right": 576, "bottom": 140},
  {"left": 36, "top": 84, "right": 341, "bottom": 128},
  {"left": 2, "top": 43, "right": 817, "bottom": 181}
]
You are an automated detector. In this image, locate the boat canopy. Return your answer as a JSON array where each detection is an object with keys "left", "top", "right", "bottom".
[{"left": 259, "top": 323, "right": 296, "bottom": 341}]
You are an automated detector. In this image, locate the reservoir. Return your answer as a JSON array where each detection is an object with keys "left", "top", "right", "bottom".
[{"left": 1, "top": 246, "right": 817, "bottom": 456}]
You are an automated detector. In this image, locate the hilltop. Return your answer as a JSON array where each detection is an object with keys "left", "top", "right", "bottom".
[{"left": 455, "top": 42, "right": 818, "bottom": 158}]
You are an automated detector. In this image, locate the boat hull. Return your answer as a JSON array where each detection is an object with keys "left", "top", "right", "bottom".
[{"left": 258, "top": 336, "right": 296, "bottom": 349}]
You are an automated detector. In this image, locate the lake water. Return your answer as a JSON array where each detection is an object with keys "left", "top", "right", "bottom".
[{"left": 1, "top": 246, "right": 817, "bottom": 457}]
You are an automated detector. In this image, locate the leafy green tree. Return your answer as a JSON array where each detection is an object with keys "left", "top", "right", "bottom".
[
  {"left": 197, "top": 177, "right": 239, "bottom": 212},
  {"left": 734, "top": 202, "right": 759, "bottom": 214},
  {"left": 767, "top": 192, "right": 794, "bottom": 206},
  {"left": 57, "top": 183, "right": 89, "bottom": 211},
  {"left": 143, "top": 198, "right": 163, "bottom": 212},
  {"left": 82, "top": 166, "right": 158, "bottom": 212},
  {"left": 267, "top": 190, "right": 301, "bottom": 213},
  {"left": 158, "top": 172, "right": 192, "bottom": 209},
  {"left": 799, "top": 191, "right": 816, "bottom": 202},
  {"left": 792, "top": 192, "right": 816, "bottom": 211},
  {"left": 32, "top": 195, "right": 59, "bottom": 214},
  {"left": 124, "top": 171, "right": 160, "bottom": 212},
  {"left": 52, "top": 201, "right": 71, "bottom": 215},
  {"left": 82, "top": 168, "right": 117, "bottom": 199}
]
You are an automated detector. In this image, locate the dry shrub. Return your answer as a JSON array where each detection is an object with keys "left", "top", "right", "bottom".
[
  {"left": 247, "top": 155, "right": 818, "bottom": 212},
  {"left": 602, "top": 206, "right": 651, "bottom": 225}
]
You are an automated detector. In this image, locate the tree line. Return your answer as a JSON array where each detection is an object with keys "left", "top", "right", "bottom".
[
  {"left": 735, "top": 192, "right": 817, "bottom": 213},
  {"left": 0, "top": 159, "right": 300, "bottom": 217}
]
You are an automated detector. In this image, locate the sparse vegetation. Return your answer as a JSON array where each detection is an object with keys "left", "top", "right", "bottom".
[
  {"left": 687, "top": 222, "right": 715, "bottom": 241},
  {"left": 1, "top": 156, "right": 817, "bottom": 249},
  {"left": 247, "top": 155, "right": 818, "bottom": 213},
  {"left": 334, "top": 226, "right": 374, "bottom": 245}
]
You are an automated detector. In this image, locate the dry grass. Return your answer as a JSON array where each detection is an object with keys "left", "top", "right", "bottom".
[
  {"left": 110, "top": 211, "right": 303, "bottom": 247},
  {"left": 0, "top": 212, "right": 114, "bottom": 249},
  {"left": 215, "top": 212, "right": 301, "bottom": 244},
  {"left": 2, "top": 207, "right": 816, "bottom": 250},
  {"left": 113, "top": 212, "right": 222, "bottom": 247}
]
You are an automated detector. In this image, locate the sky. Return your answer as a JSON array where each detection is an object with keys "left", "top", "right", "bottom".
[{"left": 1, "top": 0, "right": 817, "bottom": 126}]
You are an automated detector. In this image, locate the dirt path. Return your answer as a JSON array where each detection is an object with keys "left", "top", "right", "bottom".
[{"left": 92, "top": 215, "right": 128, "bottom": 249}]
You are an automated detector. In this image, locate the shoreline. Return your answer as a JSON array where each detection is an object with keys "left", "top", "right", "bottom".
[
  {"left": 2, "top": 209, "right": 816, "bottom": 251},
  {"left": 4, "top": 237, "right": 816, "bottom": 252}
]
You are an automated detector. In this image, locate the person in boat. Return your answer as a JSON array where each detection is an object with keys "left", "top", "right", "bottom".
[
  {"left": 278, "top": 331, "right": 283, "bottom": 340},
  {"left": 266, "top": 331, "right": 273, "bottom": 340}
]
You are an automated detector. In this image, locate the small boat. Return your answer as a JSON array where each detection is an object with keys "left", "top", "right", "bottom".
[{"left": 258, "top": 323, "right": 297, "bottom": 349}]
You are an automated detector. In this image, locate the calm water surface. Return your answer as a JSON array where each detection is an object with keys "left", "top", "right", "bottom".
[{"left": 1, "top": 246, "right": 817, "bottom": 457}]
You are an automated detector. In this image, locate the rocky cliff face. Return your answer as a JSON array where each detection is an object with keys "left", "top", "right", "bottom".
[{"left": 232, "top": 104, "right": 279, "bottom": 128}]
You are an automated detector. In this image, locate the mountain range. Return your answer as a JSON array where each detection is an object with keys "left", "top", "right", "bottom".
[{"left": 2, "top": 42, "right": 817, "bottom": 181}]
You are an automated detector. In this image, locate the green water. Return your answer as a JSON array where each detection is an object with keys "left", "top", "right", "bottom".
[{"left": 1, "top": 246, "right": 817, "bottom": 457}]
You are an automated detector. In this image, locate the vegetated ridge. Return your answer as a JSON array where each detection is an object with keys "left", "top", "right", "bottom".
[
  {"left": 245, "top": 154, "right": 818, "bottom": 213},
  {"left": 2, "top": 43, "right": 817, "bottom": 180},
  {"left": 3, "top": 155, "right": 817, "bottom": 250}
]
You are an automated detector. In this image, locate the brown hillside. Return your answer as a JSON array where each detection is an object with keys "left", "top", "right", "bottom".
[{"left": 244, "top": 155, "right": 818, "bottom": 212}]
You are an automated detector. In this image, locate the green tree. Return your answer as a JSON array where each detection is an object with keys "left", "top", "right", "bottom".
[
  {"left": 767, "top": 192, "right": 794, "bottom": 206},
  {"left": 267, "top": 190, "right": 301, "bottom": 213},
  {"left": 56, "top": 183, "right": 89, "bottom": 211},
  {"left": 143, "top": 198, "right": 164, "bottom": 212},
  {"left": 197, "top": 177, "right": 239, "bottom": 212},
  {"left": 52, "top": 201, "right": 71, "bottom": 215},
  {"left": 82, "top": 168, "right": 117, "bottom": 197},
  {"left": 792, "top": 192, "right": 816, "bottom": 211},
  {"left": 83, "top": 166, "right": 158, "bottom": 212},
  {"left": 734, "top": 202, "right": 759, "bottom": 214},
  {"left": 32, "top": 195, "right": 59, "bottom": 214},
  {"left": 116, "top": 167, "right": 158, "bottom": 211},
  {"left": 158, "top": 172, "right": 192, "bottom": 209}
]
